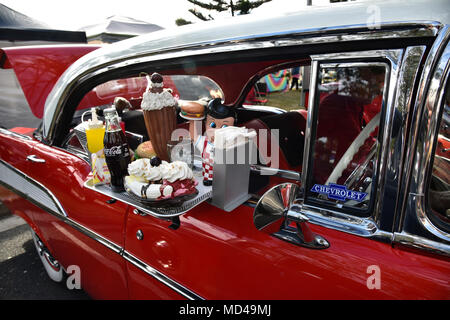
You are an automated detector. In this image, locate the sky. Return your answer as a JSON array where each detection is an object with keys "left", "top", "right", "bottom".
[{"left": 0, "top": 0, "right": 332, "bottom": 31}]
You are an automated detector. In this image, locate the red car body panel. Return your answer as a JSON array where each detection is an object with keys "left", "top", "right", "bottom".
[
  {"left": 0, "top": 45, "right": 101, "bottom": 118},
  {"left": 3, "top": 128, "right": 448, "bottom": 299},
  {"left": 125, "top": 201, "right": 450, "bottom": 299},
  {"left": 26, "top": 143, "right": 127, "bottom": 247}
]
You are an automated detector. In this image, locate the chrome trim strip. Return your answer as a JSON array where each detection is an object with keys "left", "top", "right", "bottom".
[
  {"left": 122, "top": 251, "right": 204, "bottom": 300},
  {"left": 394, "top": 232, "right": 450, "bottom": 257},
  {"left": 298, "top": 49, "right": 403, "bottom": 242},
  {"left": 301, "top": 59, "right": 318, "bottom": 196},
  {"left": 399, "top": 26, "right": 450, "bottom": 231},
  {"left": 0, "top": 159, "right": 67, "bottom": 218},
  {"left": 400, "top": 26, "right": 450, "bottom": 244},
  {"left": 43, "top": 22, "right": 441, "bottom": 143},
  {"left": 413, "top": 44, "right": 450, "bottom": 241},
  {"left": 390, "top": 45, "right": 427, "bottom": 229},
  {"left": 292, "top": 203, "right": 393, "bottom": 243},
  {"left": 0, "top": 127, "right": 33, "bottom": 140},
  {"left": 64, "top": 218, "right": 123, "bottom": 255},
  {"left": 415, "top": 65, "right": 450, "bottom": 240},
  {"left": 372, "top": 52, "right": 402, "bottom": 226}
]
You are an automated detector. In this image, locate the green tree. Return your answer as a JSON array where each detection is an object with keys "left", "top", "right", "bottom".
[
  {"left": 175, "top": 18, "right": 193, "bottom": 26},
  {"left": 187, "top": 0, "right": 272, "bottom": 21}
]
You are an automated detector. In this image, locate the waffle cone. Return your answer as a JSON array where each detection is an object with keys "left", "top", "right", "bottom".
[{"left": 143, "top": 107, "right": 177, "bottom": 161}]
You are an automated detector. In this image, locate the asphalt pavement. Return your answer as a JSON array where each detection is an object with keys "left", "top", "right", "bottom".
[{"left": 0, "top": 202, "right": 90, "bottom": 300}]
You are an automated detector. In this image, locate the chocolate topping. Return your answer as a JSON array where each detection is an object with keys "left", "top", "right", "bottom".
[
  {"left": 150, "top": 72, "right": 163, "bottom": 84},
  {"left": 149, "top": 73, "right": 164, "bottom": 93}
]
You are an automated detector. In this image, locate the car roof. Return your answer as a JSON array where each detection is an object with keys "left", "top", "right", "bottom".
[
  {"left": 42, "top": 0, "right": 449, "bottom": 140},
  {"left": 59, "top": 0, "right": 450, "bottom": 65}
]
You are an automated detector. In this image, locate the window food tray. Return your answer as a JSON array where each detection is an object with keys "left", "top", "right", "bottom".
[{"left": 84, "top": 174, "right": 212, "bottom": 219}]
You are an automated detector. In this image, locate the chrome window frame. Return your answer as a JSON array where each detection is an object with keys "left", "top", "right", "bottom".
[
  {"left": 41, "top": 22, "right": 441, "bottom": 146},
  {"left": 398, "top": 25, "right": 450, "bottom": 254},
  {"left": 305, "top": 60, "right": 390, "bottom": 215},
  {"left": 296, "top": 48, "right": 422, "bottom": 242}
]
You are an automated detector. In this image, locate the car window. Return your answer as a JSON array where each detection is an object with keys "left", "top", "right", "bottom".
[
  {"left": 305, "top": 63, "right": 387, "bottom": 214},
  {"left": 244, "top": 65, "right": 310, "bottom": 111},
  {"left": 240, "top": 64, "right": 310, "bottom": 175},
  {"left": 427, "top": 80, "right": 450, "bottom": 231},
  {"left": 65, "top": 74, "right": 223, "bottom": 153},
  {"left": 75, "top": 74, "right": 224, "bottom": 113}
]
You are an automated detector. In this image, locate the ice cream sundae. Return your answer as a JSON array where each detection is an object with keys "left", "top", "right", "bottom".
[
  {"left": 141, "top": 72, "right": 177, "bottom": 161},
  {"left": 124, "top": 156, "right": 198, "bottom": 201}
]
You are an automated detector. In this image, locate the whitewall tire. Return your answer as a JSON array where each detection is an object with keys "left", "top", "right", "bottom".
[{"left": 31, "top": 230, "right": 64, "bottom": 283}]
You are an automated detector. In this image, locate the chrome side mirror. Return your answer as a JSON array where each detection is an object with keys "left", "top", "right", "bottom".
[
  {"left": 253, "top": 183, "right": 300, "bottom": 233},
  {"left": 253, "top": 183, "right": 329, "bottom": 250}
]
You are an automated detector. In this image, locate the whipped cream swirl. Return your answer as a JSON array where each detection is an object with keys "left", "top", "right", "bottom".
[
  {"left": 128, "top": 159, "right": 193, "bottom": 183},
  {"left": 144, "top": 166, "right": 162, "bottom": 181},
  {"left": 160, "top": 160, "right": 194, "bottom": 183},
  {"left": 141, "top": 89, "right": 177, "bottom": 111},
  {"left": 127, "top": 158, "right": 150, "bottom": 180}
]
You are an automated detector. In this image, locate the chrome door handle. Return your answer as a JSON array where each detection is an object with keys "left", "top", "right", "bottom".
[{"left": 26, "top": 155, "right": 46, "bottom": 163}]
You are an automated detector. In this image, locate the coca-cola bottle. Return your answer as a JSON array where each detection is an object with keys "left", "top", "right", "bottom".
[{"left": 103, "top": 107, "right": 130, "bottom": 192}]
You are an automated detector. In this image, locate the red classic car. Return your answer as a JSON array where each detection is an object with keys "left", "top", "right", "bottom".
[{"left": 1, "top": 0, "right": 449, "bottom": 300}]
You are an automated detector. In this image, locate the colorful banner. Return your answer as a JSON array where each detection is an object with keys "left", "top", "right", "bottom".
[{"left": 264, "top": 70, "right": 288, "bottom": 92}]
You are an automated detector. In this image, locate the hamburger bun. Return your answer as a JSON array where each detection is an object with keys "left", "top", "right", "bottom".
[
  {"left": 136, "top": 141, "right": 156, "bottom": 159},
  {"left": 179, "top": 100, "right": 206, "bottom": 120}
]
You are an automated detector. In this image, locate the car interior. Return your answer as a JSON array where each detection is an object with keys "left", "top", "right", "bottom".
[
  {"left": 61, "top": 57, "right": 392, "bottom": 209},
  {"left": 63, "top": 63, "right": 312, "bottom": 198}
]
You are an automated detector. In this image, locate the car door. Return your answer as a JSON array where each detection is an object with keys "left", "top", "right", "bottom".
[
  {"left": 123, "top": 46, "right": 450, "bottom": 300},
  {"left": 24, "top": 139, "right": 130, "bottom": 299},
  {"left": 0, "top": 128, "right": 40, "bottom": 225}
]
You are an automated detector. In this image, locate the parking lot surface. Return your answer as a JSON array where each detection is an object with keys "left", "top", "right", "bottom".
[{"left": 0, "top": 203, "right": 90, "bottom": 300}]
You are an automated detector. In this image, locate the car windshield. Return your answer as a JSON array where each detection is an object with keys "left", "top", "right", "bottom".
[{"left": 76, "top": 74, "right": 224, "bottom": 112}]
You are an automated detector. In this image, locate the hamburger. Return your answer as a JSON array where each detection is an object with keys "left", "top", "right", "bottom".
[
  {"left": 135, "top": 141, "right": 156, "bottom": 159},
  {"left": 179, "top": 100, "right": 207, "bottom": 120}
]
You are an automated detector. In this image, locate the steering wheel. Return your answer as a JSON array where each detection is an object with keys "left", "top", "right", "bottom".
[{"left": 325, "top": 112, "right": 381, "bottom": 195}]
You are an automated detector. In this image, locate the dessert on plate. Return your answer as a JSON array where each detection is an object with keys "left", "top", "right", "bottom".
[{"left": 125, "top": 156, "right": 198, "bottom": 201}]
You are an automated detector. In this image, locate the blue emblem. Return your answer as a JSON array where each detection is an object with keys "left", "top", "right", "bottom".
[{"left": 310, "top": 183, "right": 367, "bottom": 202}]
